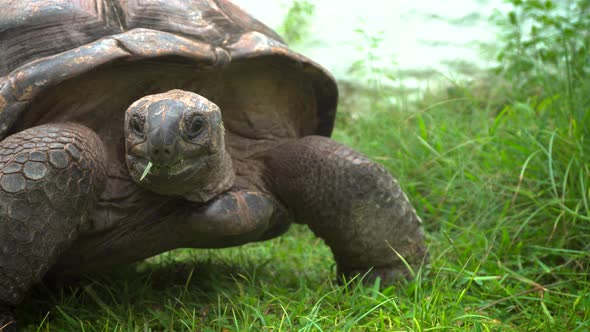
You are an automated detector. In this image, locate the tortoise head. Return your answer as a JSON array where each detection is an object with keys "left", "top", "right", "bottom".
[{"left": 124, "top": 89, "right": 234, "bottom": 202}]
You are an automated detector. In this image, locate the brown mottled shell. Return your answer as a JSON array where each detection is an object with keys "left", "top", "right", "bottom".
[{"left": 0, "top": 0, "right": 337, "bottom": 160}]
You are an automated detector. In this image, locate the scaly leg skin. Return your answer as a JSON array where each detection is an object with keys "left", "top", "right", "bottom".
[
  {"left": 263, "top": 136, "right": 427, "bottom": 284},
  {"left": 0, "top": 123, "right": 106, "bottom": 326}
]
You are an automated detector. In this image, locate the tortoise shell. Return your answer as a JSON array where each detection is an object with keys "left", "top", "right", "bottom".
[{"left": 0, "top": 0, "right": 337, "bottom": 164}]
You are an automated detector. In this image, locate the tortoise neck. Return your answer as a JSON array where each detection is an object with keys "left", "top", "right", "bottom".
[{"left": 184, "top": 149, "right": 234, "bottom": 203}]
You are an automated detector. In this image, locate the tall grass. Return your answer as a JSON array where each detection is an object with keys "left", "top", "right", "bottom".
[{"left": 13, "top": 0, "right": 590, "bottom": 331}]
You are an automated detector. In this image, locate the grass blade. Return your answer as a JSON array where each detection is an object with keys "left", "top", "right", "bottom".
[{"left": 140, "top": 161, "right": 153, "bottom": 181}]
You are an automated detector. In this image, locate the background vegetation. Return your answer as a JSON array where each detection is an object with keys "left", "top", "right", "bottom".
[{"left": 16, "top": 0, "right": 589, "bottom": 330}]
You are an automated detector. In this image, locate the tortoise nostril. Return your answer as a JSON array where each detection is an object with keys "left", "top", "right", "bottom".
[{"left": 149, "top": 145, "right": 175, "bottom": 163}]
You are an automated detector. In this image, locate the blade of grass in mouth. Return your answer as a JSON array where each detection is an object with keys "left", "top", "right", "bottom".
[{"left": 140, "top": 161, "right": 153, "bottom": 181}]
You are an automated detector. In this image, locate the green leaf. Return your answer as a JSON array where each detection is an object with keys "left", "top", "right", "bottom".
[{"left": 508, "top": 11, "right": 518, "bottom": 25}]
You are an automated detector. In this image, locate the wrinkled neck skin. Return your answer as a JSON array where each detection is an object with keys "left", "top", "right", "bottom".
[{"left": 183, "top": 147, "right": 235, "bottom": 203}]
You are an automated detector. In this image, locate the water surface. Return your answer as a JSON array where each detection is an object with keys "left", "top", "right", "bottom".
[{"left": 234, "top": 0, "right": 510, "bottom": 90}]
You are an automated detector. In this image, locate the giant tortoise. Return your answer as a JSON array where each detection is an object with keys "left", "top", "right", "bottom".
[{"left": 0, "top": 0, "right": 427, "bottom": 328}]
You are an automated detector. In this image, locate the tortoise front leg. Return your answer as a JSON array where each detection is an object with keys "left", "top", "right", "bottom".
[
  {"left": 0, "top": 123, "right": 106, "bottom": 326},
  {"left": 262, "top": 136, "right": 427, "bottom": 284}
]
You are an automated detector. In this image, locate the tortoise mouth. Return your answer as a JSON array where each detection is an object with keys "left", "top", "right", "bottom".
[{"left": 129, "top": 156, "right": 202, "bottom": 182}]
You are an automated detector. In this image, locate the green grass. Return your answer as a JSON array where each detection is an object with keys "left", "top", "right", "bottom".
[{"left": 15, "top": 72, "right": 589, "bottom": 330}]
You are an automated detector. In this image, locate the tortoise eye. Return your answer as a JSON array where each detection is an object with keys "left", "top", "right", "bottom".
[
  {"left": 130, "top": 116, "right": 145, "bottom": 138},
  {"left": 186, "top": 115, "right": 204, "bottom": 138}
]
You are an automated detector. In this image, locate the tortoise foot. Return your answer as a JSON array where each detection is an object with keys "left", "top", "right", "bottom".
[{"left": 338, "top": 265, "right": 415, "bottom": 286}]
